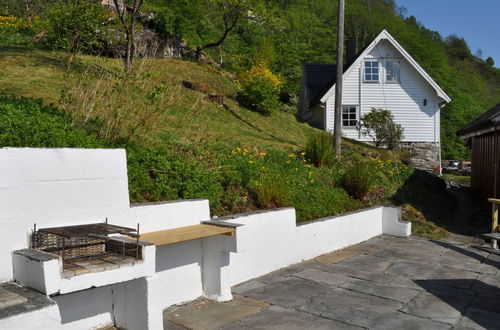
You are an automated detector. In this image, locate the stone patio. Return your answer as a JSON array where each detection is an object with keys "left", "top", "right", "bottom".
[{"left": 164, "top": 235, "right": 500, "bottom": 330}]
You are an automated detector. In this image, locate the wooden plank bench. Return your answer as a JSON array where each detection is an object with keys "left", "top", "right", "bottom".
[
  {"left": 140, "top": 224, "right": 235, "bottom": 247},
  {"left": 487, "top": 198, "right": 500, "bottom": 249}
]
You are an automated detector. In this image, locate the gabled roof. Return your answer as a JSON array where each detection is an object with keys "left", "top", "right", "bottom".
[
  {"left": 303, "top": 64, "right": 337, "bottom": 108},
  {"left": 314, "top": 29, "right": 451, "bottom": 106},
  {"left": 457, "top": 102, "right": 500, "bottom": 137}
]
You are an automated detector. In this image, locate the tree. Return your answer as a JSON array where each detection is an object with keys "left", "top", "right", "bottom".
[
  {"left": 112, "top": 0, "right": 144, "bottom": 73},
  {"left": 194, "top": 0, "right": 270, "bottom": 60},
  {"left": 486, "top": 57, "right": 495, "bottom": 67},
  {"left": 358, "top": 108, "right": 404, "bottom": 150}
]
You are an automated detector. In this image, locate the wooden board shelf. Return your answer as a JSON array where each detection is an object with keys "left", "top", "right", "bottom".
[{"left": 140, "top": 224, "right": 235, "bottom": 247}]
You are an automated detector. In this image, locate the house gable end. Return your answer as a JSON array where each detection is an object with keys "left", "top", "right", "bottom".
[{"left": 319, "top": 29, "right": 451, "bottom": 104}]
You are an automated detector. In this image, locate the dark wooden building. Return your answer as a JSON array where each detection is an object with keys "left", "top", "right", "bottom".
[{"left": 458, "top": 103, "right": 500, "bottom": 202}]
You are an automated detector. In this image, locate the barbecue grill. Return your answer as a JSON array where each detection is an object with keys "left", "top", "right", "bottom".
[{"left": 31, "top": 221, "right": 141, "bottom": 268}]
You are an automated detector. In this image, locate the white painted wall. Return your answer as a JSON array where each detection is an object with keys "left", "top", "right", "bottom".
[
  {"left": 52, "top": 286, "right": 114, "bottom": 330},
  {"left": 324, "top": 39, "right": 440, "bottom": 143},
  {"left": 219, "top": 206, "right": 409, "bottom": 286},
  {"left": 0, "top": 148, "right": 130, "bottom": 283},
  {"left": 0, "top": 148, "right": 411, "bottom": 330}
]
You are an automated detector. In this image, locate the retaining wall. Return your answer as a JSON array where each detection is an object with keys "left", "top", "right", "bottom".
[{"left": 0, "top": 148, "right": 410, "bottom": 330}]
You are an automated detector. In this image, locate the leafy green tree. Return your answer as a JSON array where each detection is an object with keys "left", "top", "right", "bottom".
[{"left": 359, "top": 108, "right": 404, "bottom": 150}]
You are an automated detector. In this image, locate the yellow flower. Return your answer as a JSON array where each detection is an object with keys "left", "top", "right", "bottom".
[
  {"left": 259, "top": 152, "right": 266, "bottom": 157},
  {"left": 287, "top": 153, "right": 295, "bottom": 158},
  {"left": 286, "top": 160, "right": 291, "bottom": 164},
  {"left": 248, "top": 160, "right": 254, "bottom": 164},
  {"left": 300, "top": 152, "right": 306, "bottom": 156}
]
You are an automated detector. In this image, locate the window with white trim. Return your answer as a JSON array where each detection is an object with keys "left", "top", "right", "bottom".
[
  {"left": 385, "top": 60, "right": 400, "bottom": 82},
  {"left": 364, "top": 60, "right": 379, "bottom": 82},
  {"left": 342, "top": 105, "right": 358, "bottom": 127}
]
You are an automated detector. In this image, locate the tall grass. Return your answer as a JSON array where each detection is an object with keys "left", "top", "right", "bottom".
[
  {"left": 305, "top": 131, "right": 335, "bottom": 168},
  {"left": 344, "top": 160, "right": 376, "bottom": 200},
  {"left": 59, "top": 60, "right": 181, "bottom": 143}
]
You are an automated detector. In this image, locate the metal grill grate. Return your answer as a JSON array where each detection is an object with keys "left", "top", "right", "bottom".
[{"left": 31, "top": 221, "right": 140, "bottom": 266}]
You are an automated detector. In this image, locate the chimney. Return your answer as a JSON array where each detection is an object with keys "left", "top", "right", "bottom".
[{"left": 346, "top": 38, "right": 357, "bottom": 65}]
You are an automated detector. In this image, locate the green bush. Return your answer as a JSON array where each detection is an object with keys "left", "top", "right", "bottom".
[
  {"left": 126, "top": 144, "right": 223, "bottom": 208},
  {"left": 0, "top": 95, "right": 103, "bottom": 148},
  {"left": 359, "top": 108, "right": 404, "bottom": 150},
  {"left": 343, "top": 160, "right": 376, "bottom": 200},
  {"left": 237, "top": 63, "right": 282, "bottom": 116},
  {"left": 44, "top": 2, "right": 108, "bottom": 53},
  {"left": 305, "top": 131, "right": 335, "bottom": 168},
  {"left": 219, "top": 147, "right": 357, "bottom": 221}
]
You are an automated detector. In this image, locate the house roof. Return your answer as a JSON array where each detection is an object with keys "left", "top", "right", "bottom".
[
  {"left": 307, "top": 29, "right": 451, "bottom": 107},
  {"left": 457, "top": 102, "right": 500, "bottom": 137},
  {"left": 303, "top": 64, "right": 337, "bottom": 108}
]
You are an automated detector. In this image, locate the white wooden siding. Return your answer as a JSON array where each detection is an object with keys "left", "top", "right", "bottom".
[{"left": 325, "top": 40, "right": 439, "bottom": 143}]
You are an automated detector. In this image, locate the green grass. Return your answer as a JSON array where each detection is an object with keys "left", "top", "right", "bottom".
[{"left": 442, "top": 174, "right": 471, "bottom": 186}]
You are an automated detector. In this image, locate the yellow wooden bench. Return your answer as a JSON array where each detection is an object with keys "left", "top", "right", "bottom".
[{"left": 140, "top": 223, "right": 235, "bottom": 247}]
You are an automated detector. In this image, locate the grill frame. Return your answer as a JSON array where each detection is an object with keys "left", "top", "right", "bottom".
[{"left": 31, "top": 221, "right": 141, "bottom": 268}]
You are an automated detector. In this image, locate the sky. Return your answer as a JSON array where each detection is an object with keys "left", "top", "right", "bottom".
[{"left": 396, "top": 0, "right": 500, "bottom": 68}]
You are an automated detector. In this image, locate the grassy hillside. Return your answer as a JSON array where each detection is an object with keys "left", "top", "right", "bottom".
[
  {"left": 0, "top": 44, "right": 455, "bottom": 238},
  {"left": 0, "top": 46, "right": 312, "bottom": 151}
]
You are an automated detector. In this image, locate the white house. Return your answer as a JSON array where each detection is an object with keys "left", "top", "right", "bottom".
[{"left": 298, "top": 29, "right": 451, "bottom": 170}]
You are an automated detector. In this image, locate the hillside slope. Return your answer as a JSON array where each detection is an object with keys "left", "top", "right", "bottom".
[{"left": 0, "top": 47, "right": 313, "bottom": 151}]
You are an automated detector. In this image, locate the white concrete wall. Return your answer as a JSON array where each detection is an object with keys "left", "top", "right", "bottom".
[
  {"left": 325, "top": 39, "right": 440, "bottom": 143},
  {"left": 221, "top": 206, "right": 409, "bottom": 286},
  {"left": 0, "top": 148, "right": 411, "bottom": 330},
  {"left": 52, "top": 286, "right": 114, "bottom": 330},
  {"left": 0, "top": 148, "right": 130, "bottom": 283}
]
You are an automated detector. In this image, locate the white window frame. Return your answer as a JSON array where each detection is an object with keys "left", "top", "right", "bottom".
[
  {"left": 385, "top": 60, "right": 401, "bottom": 83},
  {"left": 341, "top": 105, "right": 358, "bottom": 128},
  {"left": 363, "top": 60, "right": 379, "bottom": 83}
]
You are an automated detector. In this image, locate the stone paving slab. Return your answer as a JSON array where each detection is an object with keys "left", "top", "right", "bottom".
[
  {"left": 315, "top": 244, "right": 380, "bottom": 264},
  {"left": 458, "top": 308, "right": 500, "bottom": 330},
  {"left": 163, "top": 295, "right": 268, "bottom": 330},
  {"left": 400, "top": 292, "right": 469, "bottom": 325},
  {"left": 299, "top": 287, "right": 402, "bottom": 328},
  {"left": 385, "top": 260, "right": 437, "bottom": 279},
  {"left": 0, "top": 282, "right": 55, "bottom": 320},
  {"left": 371, "top": 311, "right": 451, "bottom": 330},
  {"left": 292, "top": 268, "right": 350, "bottom": 286},
  {"left": 241, "top": 277, "right": 328, "bottom": 309},
  {"left": 339, "top": 278, "right": 420, "bottom": 303},
  {"left": 163, "top": 235, "right": 500, "bottom": 330},
  {"left": 222, "top": 305, "right": 363, "bottom": 330}
]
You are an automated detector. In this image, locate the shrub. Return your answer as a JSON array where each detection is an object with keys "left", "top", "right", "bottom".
[
  {"left": 44, "top": 2, "right": 108, "bottom": 53},
  {"left": 0, "top": 95, "right": 103, "bottom": 148},
  {"left": 251, "top": 174, "right": 289, "bottom": 208},
  {"left": 126, "top": 144, "right": 223, "bottom": 208},
  {"left": 358, "top": 108, "right": 404, "bottom": 150},
  {"left": 343, "top": 160, "right": 376, "bottom": 200},
  {"left": 305, "top": 131, "right": 335, "bottom": 168},
  {"left": 237, "top": 62, "right": 282, "bottom": 116}
]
